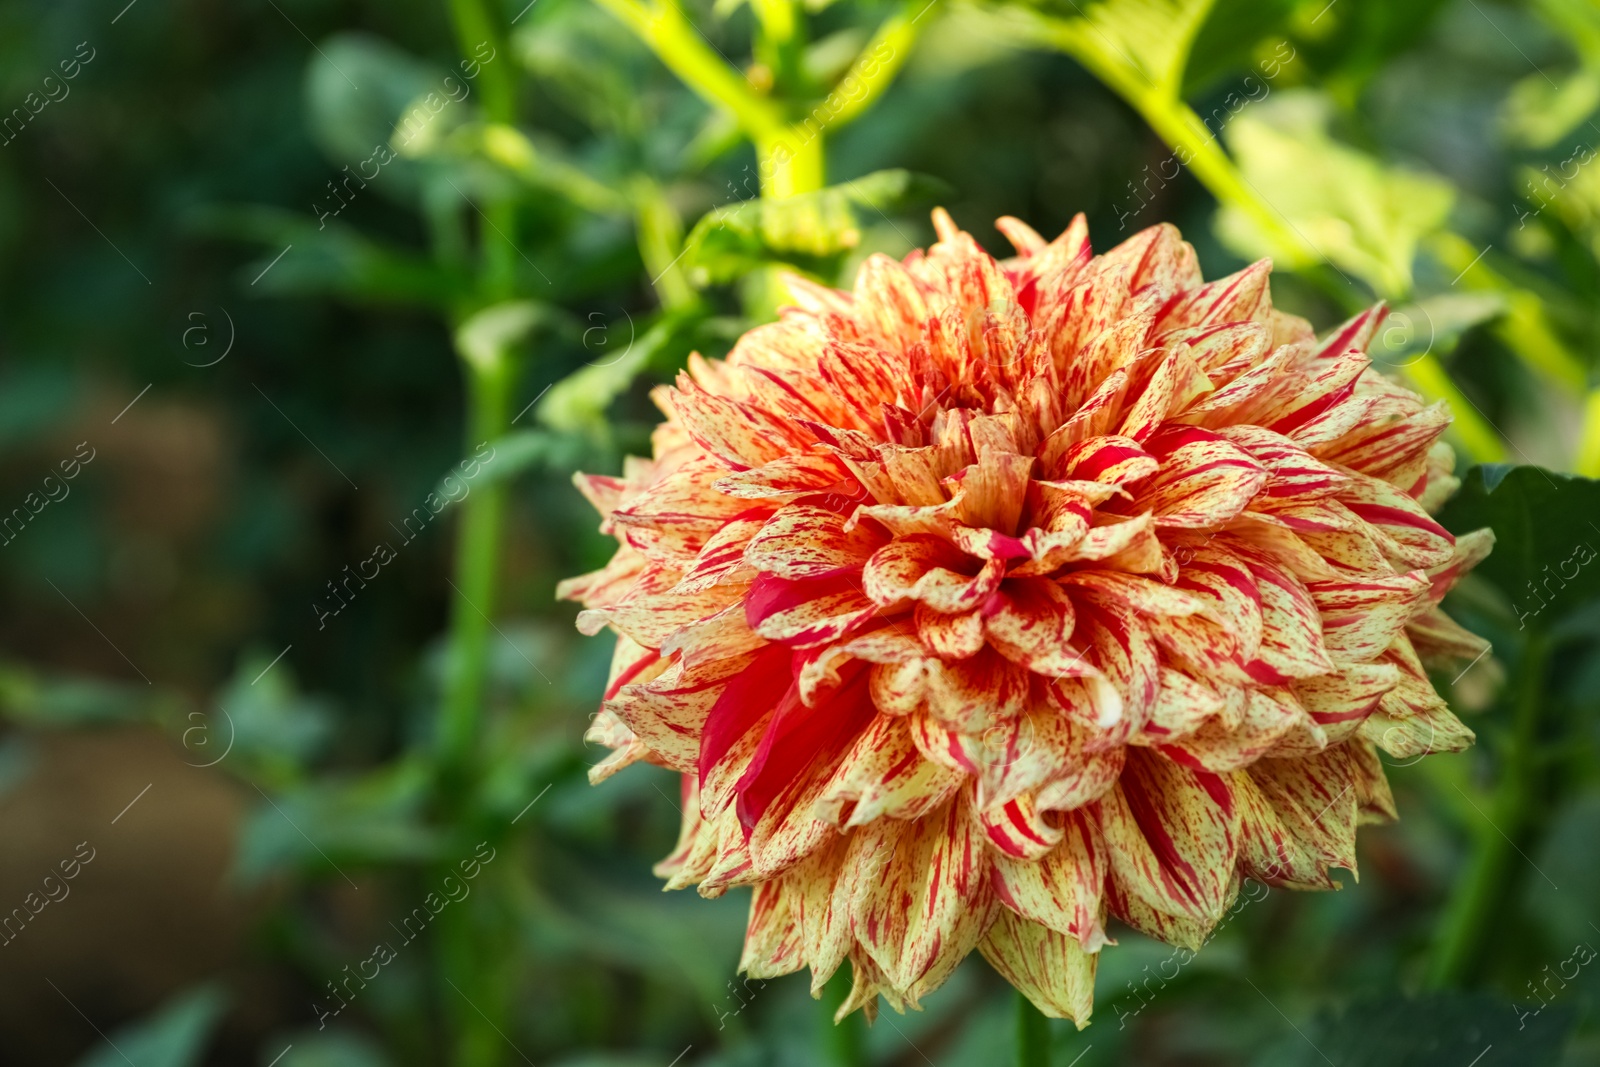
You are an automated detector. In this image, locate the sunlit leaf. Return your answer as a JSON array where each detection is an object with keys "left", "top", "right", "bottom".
[
  {"left": 683, "top": 168, "right": 948, "bottom": 284},
  {"left": 1011, "top": 0, "right": 1221, "bottom": 97},
  {"left": 1502, "top": 69, "right": 1600, "bottom": 150},
  {"left": 1217, "top": 91, "right": 1454, "bottom": 297}
]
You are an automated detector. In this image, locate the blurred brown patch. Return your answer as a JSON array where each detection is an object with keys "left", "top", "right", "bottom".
[{"left": 0, "top": 726, "right": 263, "bottom": 1064}]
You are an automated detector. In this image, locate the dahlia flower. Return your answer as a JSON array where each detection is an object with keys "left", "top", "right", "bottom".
[{"left": 559, "top": 211, "right": 1490, "bottom": 1025}]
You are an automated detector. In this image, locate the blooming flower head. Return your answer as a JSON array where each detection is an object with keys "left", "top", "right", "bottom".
[{"left": 559, "top": 211, "right": 1490, "bottom": 1025}]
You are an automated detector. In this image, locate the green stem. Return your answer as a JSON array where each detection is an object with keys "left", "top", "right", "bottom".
[
  {"left": 593, "top": 0, "right": 787, "bottom": 143},
  {"left": 814, "top": 0, "right": 925, "bottom": 131},
  {"left": 433, "top": 335, "right": 516, "bottom": 1067},
  {"left": 440, "top": 347, "right": 515, "bottom": 783},
  {"left": 1425, "top": 635, "right": 1549, "bottom": 988},
  {"left": 450, "top": 0, "right": 519, "bottom": 299},
  {"left": 821, "top": 968, "right": 867, "bottom": 1067},
  {"left": 751, "top": 0, "right": 802, "bottom": 94},
  {"left": 1576, "top": 386, "right": 1600, "bottom": 476},
  {"left": 633, "top": 179, "right": 696, "bottom": 310},
  {"left": 1017, "top": 992, "right": 1051, "bottom": 1067},
  {"left": 1399, "top": 355, "right": 1507, "bottom": 464},
  {"left": 436, "top": 8, "right": 523, "bottom": 1066},
  {"left": 1130, "top": 91, "right": 1321, "bottom": 274},
  {"left": 449, "top": 0, "right": 514, "bottom": 122},
  {"left": 758, "top": 128, "right": 826, "bottom": 198}
]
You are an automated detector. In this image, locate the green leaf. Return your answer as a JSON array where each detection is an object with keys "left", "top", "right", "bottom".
[
  {"left": 1436, "top": 465, "right": 1600, "bottom": 637},
  {"left": 234, "top": 760, "right": 443, "bottom": 884},
  {"left": 1217, "top": 91, "right": 1454, "bottom": 297},
  {"left": 1026, "top": 0, "right": 1220, "bottom": 98},
  {"left": 1502, "top": 69, "right": 1600, "bottom": 150},
  {"left": 511, "top": 0, "right": 652, "bottom": 137},
  {"left": 75, "top": 986, "right": 227, "bottom": 1067},
  {"left": 536, "top": 313, "right": 702, "bottom": 436},
  {"left": 1368, "top": 291, "right": 1508, "bottom": 373},
  {"left": 304, "top": 34, "right": 443, "bottom": 201},
  {"left": 431, "top": 429, "right": 583, "bottom": 504},
  {"left": 1182, "top": 0, "right": 1297, "bottom": 94},
  {"left": 455, "top": 300, "right": 558, "bottom": 373},
  {"left": 1285, "top": 0, "right": 1453, "bottom": 104},
  {"left": 683, "top": 168, "right": 948, "bottom": 285},
  {"left": 0, "top": 662, "right": 153, "bottom": 728},
  {"left": 1253, "top": 990, "right": 1574, "bottom": 1067},
  {"left": 193, "top": 205, "right": 470, "bottom": 309},
  {"left": 270, "top": 1030, "right": 394, "bottom": 1067},
  {"left": 1531, "top": 0, "right": 1600, "bottom": 70},
  {"left": 203, "top": 650, "right": 334, "bottom": 784}
]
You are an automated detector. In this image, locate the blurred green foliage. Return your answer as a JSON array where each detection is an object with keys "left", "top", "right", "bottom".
[{"left": 1, "top": 0, "right": 1599, "bottom": 1065}]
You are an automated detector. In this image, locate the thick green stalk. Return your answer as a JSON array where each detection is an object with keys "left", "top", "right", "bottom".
[
  {"left": 434, "top": 334, "right": 516, "bottom": 1067},
  {"left": 450, "top": 0, "right": 519, "bottom": 299},
  {"left": 1425, "top": 635, "right": 1549, "bottom": 988},
  {"left": 440, "top": 346, "right": 515, "bottom": 780},
  {"left": 438, "top": 4, "right": 522, "bottom": 1065},
  {"left": 759, "top": 129, "right": 826, "bottom": 198},
  {"left": 821, "top": 969, "right": 867, "bottom": 1067},
  {"left": 1017, "top": 993, "right": 1051, "bottom": 1067},
  {"left": 450, "top": 0, "right": 514, "bottom": 121}
]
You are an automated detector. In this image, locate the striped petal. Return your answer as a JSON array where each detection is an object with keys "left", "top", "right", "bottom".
[
  {"left": 980, "top": 910, "right": 1097, "bottom": 1025},
  {"left": 1100, "top": 750, "right": 1239, "bottom": 923}
]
